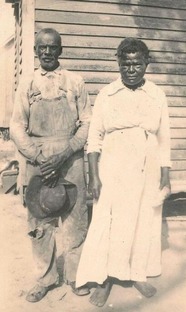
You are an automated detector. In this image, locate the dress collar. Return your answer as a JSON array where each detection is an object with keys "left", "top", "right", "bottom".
[{"left": 108, "top": 76, "right": 150, "bottom": 96}]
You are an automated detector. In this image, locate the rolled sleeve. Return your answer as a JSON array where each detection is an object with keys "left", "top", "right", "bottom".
[
  {"left": 87, "top": 91, "right": 106, "bottom": 154},
  {"left": 69, "top": 79, "right": 92, "bottom": 152},
  {"left": 157, "top": 93, "right": 172, "bottom": 168},
  {"left": 10, "top": 79, "right": 40, "bottom": 162}
]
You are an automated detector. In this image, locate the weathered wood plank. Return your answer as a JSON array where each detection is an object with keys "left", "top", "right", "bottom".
[
  {"left": 171, "top": 150, "right": 186, "bottom": 160},
  {"left": 171, "top": 161, "right": 186, "bottom": 171},
  {"left": 170, "top": 118, "right": 186, "bottom": 128},
  {"left": 170, "top": 171, "right": 186, "bottom": 180},
  {"left": 58, "top": 48, "right": 186, "bottom": 65},
  {"left": 167, "top": 98, "right": 186, "bottom": 108},
  {"left": 35, "top": 58, "right": 186, "bottom": 75},
  {"left": 93, "top": 0, "right": 186, "bottom": 10},
  {"left": 151, "top": 52, "right": 186, "bottom": 65},
  {"left": 171, "top": 129, "right": 186, "bottom": 139},
  {"left": 35, "top": 11, "right": 186, "bottom": 32},
  {"left": 160, "top": 86, "right": 186, "bottom": 97},
  {"left": 61, "top": 47, "right": 116, "bottom": 61},
  {"left": 78, "top": 71, "right": 186, "bottom": 86},
  {"left": 169, "top": 107, "right": 186, "bottom": 118},
  {"left": 37, "top": 18, "right": 186, "bottom": 43},
  {"left": 34, "top": 31, "right": 186, "bottom": 53},
  {"left": 171, "top": 139, "right": 186, "bottom": 149},
  {"left": 35, "top": 0, "right": 186, "bottom": 19}
]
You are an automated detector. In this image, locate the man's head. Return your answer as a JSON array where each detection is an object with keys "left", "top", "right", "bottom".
[
  {"left": 34, "top": 28, "right": 62, "bottom": 71},
  {"left": 116, "top": 37, "right": 150, "bottom": 88}
]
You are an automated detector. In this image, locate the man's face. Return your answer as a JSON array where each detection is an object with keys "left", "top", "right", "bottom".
[
  {"left": 118, "top": 52, "right": 148, "bottom": 87},
  {"left": 34, "top": 32, "right": 62, "bottom": 71}
]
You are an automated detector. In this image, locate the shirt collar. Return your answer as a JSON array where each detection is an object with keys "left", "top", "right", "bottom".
[
  {"left": 39, "top": 64, "right": 62, "bottom": 76},
  {"left": 108, "top": 76, "right": 150, "bottom": 96}
]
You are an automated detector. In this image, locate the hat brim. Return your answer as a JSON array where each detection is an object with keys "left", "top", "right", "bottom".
[{"left": 25, "top": 176, "right": 77, "bottom": 219}]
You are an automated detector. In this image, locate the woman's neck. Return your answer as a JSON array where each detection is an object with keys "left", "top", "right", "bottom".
[{"left": 122, "top": 78, "right": 146, "bottom": 91}]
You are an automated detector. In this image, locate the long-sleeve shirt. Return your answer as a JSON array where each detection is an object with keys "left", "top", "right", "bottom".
[
  {"left": 10, "top": 65, "right": 92, "bottom": 162},
  {"left": 87, "top": 77, "right": 171, "bottom": 168}
]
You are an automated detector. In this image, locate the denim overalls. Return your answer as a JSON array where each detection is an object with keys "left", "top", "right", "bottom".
[{"left": 26, "top": 80, "right": 88, "bottom": 287}]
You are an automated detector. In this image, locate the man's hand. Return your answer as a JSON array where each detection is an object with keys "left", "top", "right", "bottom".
[
  {"left": 42, "top": 171, "right": 60, "bottom": 188},
  {"left": 40, "top": 146, "right": 74, "bottom": 177},
  {"left": 88, "top": 176, "right": 102, "bottom": 201},
  {"left": 35, "top": 152, "right": 47, "bottom": 166}
]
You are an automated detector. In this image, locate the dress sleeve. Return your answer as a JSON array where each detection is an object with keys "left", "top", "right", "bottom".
[
  {"left": 10, "top": 79, "right": 41, "bottom": 162},
  {"left": 157, "top": 92, "right": 172, "bottom": 168},
  {"left": 69, "top": 79, "right": 92, "bottom": 152},
  {"left": 87, "top": 91, "right": 106, "bottom": 154}
]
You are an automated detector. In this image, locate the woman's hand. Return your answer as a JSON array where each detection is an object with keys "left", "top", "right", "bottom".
[
  {"left": 88, "top": 152, "right": 101, "bottom": 201},
  {"left": 88, "top": 176, "right": 102, "bottom": 201},
  {"left": 160, "top": 167, "right": 171, "bottom": 191}
]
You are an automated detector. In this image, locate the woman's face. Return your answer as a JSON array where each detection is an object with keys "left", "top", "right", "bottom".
[{"left": 118, "top": 52, "right": 148, "bottom": 87}]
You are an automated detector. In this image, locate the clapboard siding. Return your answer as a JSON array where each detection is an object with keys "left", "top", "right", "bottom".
[
  {"left": 57, "top": 48, "right": 186, "bottom": 65},
  {"left": 35, "top": 11, "right": 186, "bottom": 32},
  {"left": 36, "top": 0, "right": 186, "bottom": 16},
  {"left": 171, "top": 150, "right": 186, "bottom": 160},
  {"left": 35, "top": 33, "right": 186, "bottom": 56},
  {"left": 35, "top": 58, "right": 186, "bottom": 76},
  {"left": 35, "top": 0, "right": 186, "bottom": 181}
]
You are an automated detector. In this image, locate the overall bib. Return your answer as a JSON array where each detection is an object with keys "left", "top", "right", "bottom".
[{"left": 26, "top": 82, "right": 88, "bottom": 287}]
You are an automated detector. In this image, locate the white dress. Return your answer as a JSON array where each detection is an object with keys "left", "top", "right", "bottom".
[{"left": 76, "top": 78, "right": 171, "bottom": 287}]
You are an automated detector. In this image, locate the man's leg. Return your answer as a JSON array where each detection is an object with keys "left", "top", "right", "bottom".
[
  {"left": 26, "top": 215, "right": 59, "bottom": 302},
  {"left": 61, "top": 181, "right": 89, "bottom": 295},
  {"left": 62, "top": 197, "right": 89, "bottom": 295}
]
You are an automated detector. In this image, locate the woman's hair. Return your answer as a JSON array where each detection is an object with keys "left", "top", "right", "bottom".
[{"left": 117, "top": 37, "right": 150, "bottom": 60}]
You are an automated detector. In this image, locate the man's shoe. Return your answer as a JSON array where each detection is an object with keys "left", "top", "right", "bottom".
[
  {"left": 70, "top": 281, "right": 90, "bottom": 296},
  {"left": 26, "top": 284, "right": 49, "bottom": 302}
]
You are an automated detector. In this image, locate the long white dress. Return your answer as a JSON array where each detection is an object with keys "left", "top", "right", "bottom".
[{"left": 76, "top": 78, "right": 171, "bottom": 287}]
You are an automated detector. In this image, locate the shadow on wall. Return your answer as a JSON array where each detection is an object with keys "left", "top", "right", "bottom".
[{"left": 116, "top": 1, "right": 186, "bottom": 69}]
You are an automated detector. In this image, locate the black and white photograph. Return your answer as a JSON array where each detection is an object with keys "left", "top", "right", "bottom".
[{"left": 0, "top": 1, "right": 186, "bottom": 311}]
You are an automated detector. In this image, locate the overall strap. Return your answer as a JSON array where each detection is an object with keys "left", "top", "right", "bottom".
[{"left": 28, "top": 80, "right": 42, "bottom": 105}]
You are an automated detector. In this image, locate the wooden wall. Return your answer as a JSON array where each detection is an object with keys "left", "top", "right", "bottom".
[{"left": 35, "top": 0, "right": 186, "bottom": 182}]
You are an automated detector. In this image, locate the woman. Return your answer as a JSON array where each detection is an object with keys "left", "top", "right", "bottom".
[{"left": 76, "top": 38, "right": 171, "bottom": 307}]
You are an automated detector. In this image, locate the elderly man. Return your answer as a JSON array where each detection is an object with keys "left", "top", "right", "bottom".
[
  {"left": 10, "top": 28, "right": 92, "bottom": 302},
  {"left": 76, "top": 37, "right": 171, "bottom": 307}
]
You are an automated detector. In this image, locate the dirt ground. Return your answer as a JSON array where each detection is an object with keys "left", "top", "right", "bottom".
[{"left": 0, "top": 192, "right": 186, "bottom": 312}]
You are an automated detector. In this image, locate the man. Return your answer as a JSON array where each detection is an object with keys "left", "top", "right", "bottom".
[
  {"left": 76, "top": 37, "right": 171, "bottom": 307},
  {"left": 10, "top": 28, "right": 92, "bottom": 302}
]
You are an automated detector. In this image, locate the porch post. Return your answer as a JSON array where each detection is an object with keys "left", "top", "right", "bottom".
[{"left": 21, "top": 0, "right": 35, "bottom": 77}]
